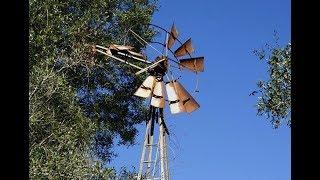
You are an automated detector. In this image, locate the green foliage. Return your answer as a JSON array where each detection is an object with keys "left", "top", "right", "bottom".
[
  {"left": 253, "top": 42, "right": 291, "bottom": 128},
  {"left": 30, "top": 0, "right": 157, "bottom": 178}
]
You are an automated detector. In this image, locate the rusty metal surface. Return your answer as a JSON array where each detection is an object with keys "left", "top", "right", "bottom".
[
  {"left": 174, "top": 38, "right": 194, "bottom": 57},
  {"left": 173, "top": 80, "right": 200, "bottom": 113},
  {"left": 179, "top": 57, "right": 204, "bottom": 72},
  {"left": 167, "top": 24, "right": 178, "bottom": 49}
]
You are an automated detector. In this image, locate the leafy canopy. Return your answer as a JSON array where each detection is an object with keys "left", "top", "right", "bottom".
[
  {"left": 29, "top": 0, "right": 157, "bottom": 178},
  {"left": 252, "top": 39, "right": 291, "bottom": 129}
]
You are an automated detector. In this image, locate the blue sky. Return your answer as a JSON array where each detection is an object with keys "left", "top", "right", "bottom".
[{"left": 110, "top": 0, "right": 291, "bottom": 179}]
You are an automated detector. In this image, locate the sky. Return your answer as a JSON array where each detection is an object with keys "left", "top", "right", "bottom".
[{"left": 110, "top": 0, "right": 291, "bottom": 179}]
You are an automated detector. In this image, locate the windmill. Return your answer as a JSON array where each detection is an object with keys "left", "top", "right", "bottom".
[{"left": 94, "top": 23, "right": 204, "bottom": 180}]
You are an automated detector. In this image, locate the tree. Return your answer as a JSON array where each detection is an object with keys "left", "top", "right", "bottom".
[
  {"left": 29, "top": 0, "right": 157, "bottom": 178},
  {"left": 252, "top": 41, "right": 291, "bottom": 129}
]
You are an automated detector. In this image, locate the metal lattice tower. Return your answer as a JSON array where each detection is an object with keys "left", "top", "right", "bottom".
[
  {"left": 94, "top": 23, "right": 204, "bottom": 180},
  {"left": 137, "top": 107, "right": 169, "bottom": 180}
]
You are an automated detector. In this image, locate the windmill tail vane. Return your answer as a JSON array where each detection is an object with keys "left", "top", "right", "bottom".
[{"left": 94, "top": 23, "right": 204, "bottom": 180}]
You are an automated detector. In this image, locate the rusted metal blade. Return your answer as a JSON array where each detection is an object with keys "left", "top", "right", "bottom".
[
  {"left": 174, "top": 38, "right": 194, "bottom": 57},
  {"left": 167, "top": 24, "right": 179, "bottom": 49},
  {"left": 165, "top": 81, "right": 186, "bottom": 114},
  {"left": 174, "top": 80, "right": 200, "bottom": 113},
  {"left": 179, "top": 57, "right": 204, "bottom": 72}
]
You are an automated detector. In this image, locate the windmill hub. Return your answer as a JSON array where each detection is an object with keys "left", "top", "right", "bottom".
[{"left": 147, "top": 55, "right": 168, "bottom": 77}]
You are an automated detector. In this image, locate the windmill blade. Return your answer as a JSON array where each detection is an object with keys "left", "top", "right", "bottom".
[
  {"left": 134, "top": 76, "right": 156, "bottom": 98},
  {"left": 165, "top": 81, "right": 186, "bottom": 114},
  {"left": 173, "top": 80, "right": 200, "bottom": 113},
  {"left": 174, "top": 38, "right": 194, "bottom": 57},
  {"left": 151, "top": 80, "right": 166, "bottom": 108},
  {"left": 179, "top": 57, "right": 204, "bottom": 72},
  {"left": 167, "top": 24, "right": 179, "bottom": 49}
]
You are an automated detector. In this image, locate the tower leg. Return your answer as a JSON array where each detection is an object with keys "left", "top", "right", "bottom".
[
  {"left": 138, "top": 119, "right": 152, "bottom": 180},
  {"left": 146, "top": 131, "right": 154, "bottom": 177},
  {"left": 137, "top": 107, "right": 169, "bottom": 180},
  {"left": 163, "top": 129, "right": 169, "bottom": 179},
  {"left": 159, "top": 115, "right": 169, "bottom": 180}
]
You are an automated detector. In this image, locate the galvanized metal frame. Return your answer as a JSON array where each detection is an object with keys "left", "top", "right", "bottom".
[{"left": 137, "top": 107, "right": 169, "bottom": 180}]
